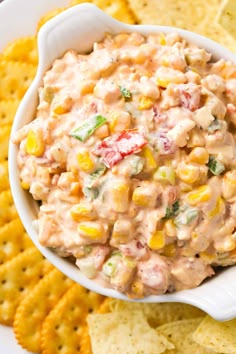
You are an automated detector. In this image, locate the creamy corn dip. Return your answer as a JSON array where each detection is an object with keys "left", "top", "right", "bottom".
[{"left": 13, "top": 32, "right": 236, "bottom": 297}]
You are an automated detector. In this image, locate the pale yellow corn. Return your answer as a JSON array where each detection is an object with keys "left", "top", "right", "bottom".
[
  {"left": 162, "top": 243, "right": 176, "bottom": 257},
  {"left": 177, "top": 164, "right": 200, "bottom": 184},
  {"left": 130, "top": 280, "right": 144, "bottom": 298},
  {"left": 77, "top": 151, "right": 95, "bottom": 173},
  {"left": 142, "top": 146, "right": 157, "bottom": 172},
  {"left": 52, "top": 96, "right": 72, "bottom": 115},
  {"left": 187, "top": 130, "right": 205, "bottom": 147},
  {"left": 222, "top": 172, "right": 236, "bottom": 200},
  {"left": 159, "top": 33, "right": 166, "bottom": 45},
  {"left": 199, "top": 251, "right": 216, "bottom": 262},
  {"left": 111, "top": 183, "right": 129, "bottom": 213},
  {"left": 70, "top": 204, "right": 94, "bottom": 222},
  {"left": 78, "top": 222, "right": 104, "bottom": 241},
  {"left": 111, "top": 220, "right": 132, "bottom": 245},
  {"left": 164, "top": 219, "right": 176, "bottom": 237},
  {"left": 215, "top": 237, "right": 236, "bottom": 253},
  {"left": 109, "top": 111, "right": 131, "bottom": 133},
  {"left": 26, "top": 130, "right": 45, "bottom": 157},
  {"left": 94, "top": 124, "right": 109, "bottom": 139},
  {"left": 208, "top": 197, "right": 225, "bottom": 219},
  {"left": 138, "top": 96, "right": 155, "bottom": 110},
  {"left": 188, "top": 147, "right": 209, "bottom": 164},
  {"left": 186, "top": 185, "right": 212, "bottom": 206},
  {"left": 148, "top": 231, "right": 165, "bottom": 250},
  {"left": 132, "top": 186, "right": 154, "bottom": 207},
  {"left": 20, "top": 181, "right": 30, "bottom": 190},
  {"left": 80, "top": 81, "right": 95, "bottom": 95}
]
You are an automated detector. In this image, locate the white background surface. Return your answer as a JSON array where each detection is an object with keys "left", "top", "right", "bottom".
[{"left": 0, "top": 0, "right": 69, "bottom": 352}]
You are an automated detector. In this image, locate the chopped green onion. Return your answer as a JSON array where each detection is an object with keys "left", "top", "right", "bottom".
[
  {"left": 119, "top": 86, "right": 132, "bottom": 100},
  {"left": 70, "top": 114, "right": 107, "bottom": 142},
  {"left": 154, "top": 166, "right": 176, "bottom": 185},
  {"left": 208, "top": 118, "right": 222, "bottom": 133},
  {"left": 82, "top": 186, "right": 99, "bottom": 201},
  {"left": 164, "top": 201, "right": 179, "bottom": 219},
  {"left": 175, "top": 207, "right": 199, "bottom": 226},
  {"left": 85, "top": 163, "right": 106, "bottom": 188},
  {"left": 102, "top": 252, "right": 122, "bottom": 277},
  {"left": 207, "top": 156, "right": 225, "bottom": 175},
  {"left": 129, "top": 156, "right": 144, "bottom": 176}
]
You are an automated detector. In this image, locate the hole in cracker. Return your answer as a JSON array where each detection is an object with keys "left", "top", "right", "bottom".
[
  {"left": 57, "top": 345, "right": 63, "bottom": 350},
  {"left": 19, "top": 287, "right": 24, "bottom": 292},
  {"left": 1, "top": 279, "right": 6, "bottom": 284},
  {"left": 24, "top": 76, "right": 28, "bottom": 81},
  {"left": 73, "top": 326, "right": 78, "bottom": 331},
  {"left": 88, "top": 308, "right": 93, "bottom": 313},
  {"left": 21, "top": 267, "right": 26, "bottom": 272},
  {"left": 55, "top": 324, "right": 60, "bottom": 330}
]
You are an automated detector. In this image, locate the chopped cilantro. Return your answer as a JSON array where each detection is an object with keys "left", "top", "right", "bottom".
[
  {"left": 119, "top": 86, "right": 132, "bottom": 100},
  {"left": 207, "top": 156, "right": 225, "bottom": 176},
  {"left": 164, "top": 201, "right": 179, "bottom": 219}
]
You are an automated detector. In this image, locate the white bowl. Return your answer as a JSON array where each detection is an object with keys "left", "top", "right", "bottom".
[{"left": 9, "top": 3, "right": 236, "bottom": 321}]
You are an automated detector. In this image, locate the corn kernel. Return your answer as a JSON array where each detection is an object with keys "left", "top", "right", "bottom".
[
  {"left": 138, "top": 96, "right": 155, "bottom": 110},
  {"left": 52, "top": 96, "right": 72, "bottom": 115},
  {"left": 164, "top": 219, "right": 176, "bottom": 237},
  {"left": 199, "top": 251, "right": 216, "bottom": 262},
  {"left": 77, "top": 151, "right": 95, "bottom": 173},
  {"left": 215, "top": 238, "right": 236, "bottom": 253},
  {"left": 187, "top": 185, "right": 212, "bottom": 206},
  {"left": 111, "top": 182, "right": 129, "bottom": 213},
  {"left": 78, "top": 222, "right": 104, "bottom": 241},
  {"left": 148, "top": 231, "right": 165, "bottom": 250},
  {"left": 141, "top": 146, "right": 157, "bottom": 172},
  {"left": 70, "top": 204, "right": 94, "bottom": 222},
  {"left": 187, "top": 129, "right": 205, "bottom": 148},
  {"left": 26, "top": 130, "right": 45, "bottom": 157},
  {"left": 222, "top": 172, "right": 236, "bottom": 200},
  {"left": 132, "top": 185, "right": 157, "bottom": 207},
  {"left": 177, "top": 164, "right": 200, "bottom": 184},
  {"left": 154, "top": 166, "right": 175, "bottom": 185},
  {"left": 208, "top": 197, "right": 225, "bottom": 219},
  {"left": 159, "top": 33, "right": 166, "bottom": 45},
  {"left": 130, "top": 280, "right": 144, "bottom": 298},
  {"left": 111, "top": 220, "right": 133, "bottom": 245},
  {"left": 70, "top": 182, "right": 81, "bottom": 196},
  {"left": 80, "top": 81, "right": 95, "bottom": 95},
  {"left": 162, "top": 243, "right": 176, "bottom": 257},
  {"left": 188, "top": 147, "right": 209, "bottom": 164},
  {"left": 109, "top": 111, "right": 131, "bottom": 133},
  {"left": 20, "top": 181, "right": 30, "bottom": 190}
]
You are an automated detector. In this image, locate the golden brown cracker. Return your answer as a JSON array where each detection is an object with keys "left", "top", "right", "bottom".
[
  {"left": 14, "top": 268, "right": 74, "bottom": 352},
  {"left": 0, "top": 190, "right": 18, "bottom": 226},
  {"left": 0, "top": 160, "right": 9, "bottom": 192},
  {"left": 0, "top": 124, "right": 12, "bottom": 162},
  {"left": 0, "top": 61, "right": 36, "bottom": 100},
  {"left": 37, "top": 8, "right": 67, "bottom": 32},
  {"left": 70, "top": 0, "right": 136, "bottom": 24},
  {"left": 2, "top": 37, "right": 38, "bottom": 65},
  {"left": 41, "top": 284, "right": 104, "bottom": 354},
  {"left": 0, "top": 99, "right": 20, "bottom": 126},
  {"left": 0, "top": 218, "right": 33, "bottom": 265},
  {"left": 0, "top": 247, "right": 52, "bottom": 325},
  {"left": 80, "top": 325, "right": 93, "bottom": 354}
]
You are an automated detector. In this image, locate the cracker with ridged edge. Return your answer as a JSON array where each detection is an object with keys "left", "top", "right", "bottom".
[
  {"left": 156, "top": 318, "right": 212, "bottom": 354},
  {"left": 217, "top": 0, "right": 236, "bottom": 40},
  {"left": 0, "top": 61, "right": 36, "bottom": 100},
  {"left": 0, "top": 161, "right": 9, "bottom": 192},
  {"left": 0, "top": 125, "right": 12, "bottom": 162},
  {"left": 14, "top": 268, "right": 74, "bottom": 353},
  {"left": 2, "top": 36, "right": 38, "bottom": 65},
  {"left": 0, "top": 218, "right": 33, "bottom": 266},
  {"left": 70, "top": 0, "right": 137, "bottom": 24},
  {"left": 80, "top": 325, "right": 93, "bottom": 354},
  {"left": 0, "top": 247, "right": 52, "bottom": 325},
  {"left": 0, "top": 190, "right": 18, "bottom": 226},
  {"left": 0, "top": 99, "right": 20, "bottom": 126},
  {"left": 37, "top": 8, "right": 67, "bottom": 32},
  {"left": 41, "top": 283, "right": 104, "bottom": 354}
]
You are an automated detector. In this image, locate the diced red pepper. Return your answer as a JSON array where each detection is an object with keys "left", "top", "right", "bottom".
[
  {"left": 93, "top": 130, "right": 147, "bottom": 168},
  {"left": 178, "top": 83, "right": 201, "bottom": 112}
]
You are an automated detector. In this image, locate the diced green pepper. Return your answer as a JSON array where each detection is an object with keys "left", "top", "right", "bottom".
[
  {"left": 119, "top": 86, "right": 132, "bottom": 100},
  {"left": 207, "top": 156, "right": 225, "bottom": 175},
  {"left": 70, "top": 114, "right": 107, "bottom": 142},
  {"left": 102, "top": 252, "right": 122, "bottom": 277},
  {"left": 85, "top": 163, "right": 106, "bottom": 188},
  {"left": 82, "top": 186, "right": 99, "bottom": 201},
  {"left": 164, "top": 201, "right": 179, "bottom": 219},
  {"left": 208, "top": 119, "right": 222, "bottom": 133},
  {"left": 175, "top": 206, "right": 199, "bottom": 226}
]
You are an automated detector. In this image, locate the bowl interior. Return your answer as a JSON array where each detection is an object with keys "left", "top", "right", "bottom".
[{"left": 9, "top": 3, "right": 236, "bottom": 320}]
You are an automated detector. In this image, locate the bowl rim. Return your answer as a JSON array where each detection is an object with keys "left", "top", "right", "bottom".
[{"left": 9, "top": 2, "right": 236, "bottom": 320}]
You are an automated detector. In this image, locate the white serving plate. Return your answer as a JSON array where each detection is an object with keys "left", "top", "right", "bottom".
[{"left": 0, "top": 0, "right": 70, "bottom": 352}]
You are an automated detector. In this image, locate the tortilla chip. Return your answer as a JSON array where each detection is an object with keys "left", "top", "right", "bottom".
[
  {"left": 0, "top": 125, "right": 12, "bottom": 162},
  {"left": 157, "top": 318, "right": 213, "bottom": 354},
  {"left": 41, "top": 284, "right": 104, "bottom": 354},
  {"left": 80, "top": 325, "right": 93, "bottom": 354},
  {"left": 2, "top": 37, "right": 38, "bottom": 65},
  {"left": 0, "top": 218, "right": 33, "bottom": 265},
  {"left": 0, "top": 247, "right": 52, "bottom": 325},
  {"left": 87, "top": 311, "right": 174, "bottom": 354},
  {"left": 70, "top": 0, "right": 136, "bottom": 24},
  {"left": 13, "top": 268, "right": 74, "bottom": 353},
  {"left": 0, "top": 99, "right": 20, "bottom": 126},
  {"left": 37, "top": 8, "right": 67, "bottom": 32},
  {"left": 217, "top": 0, "right": 236, "bottom": 40},
  {"left": 0, "top": 160, "right": 9, "bottom": 192},
  {"left": 0, "top": 190, "right": 18, "bottom": 226},
  {"left": 105, "top": 299, "right": 204, "bottom": 327},
  {"left": 192, "top": 315, "right": 236, "bottom": 354},
  {"left": 0, "top": 61, "right": 36, "bottom": 100}
]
